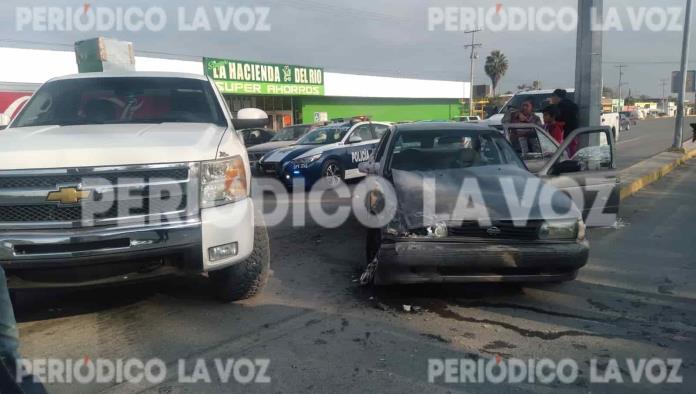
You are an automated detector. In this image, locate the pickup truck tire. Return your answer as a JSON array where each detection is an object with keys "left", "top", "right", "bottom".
[{"left": 210, "top": 223, "right": 270, "bottom": 303}]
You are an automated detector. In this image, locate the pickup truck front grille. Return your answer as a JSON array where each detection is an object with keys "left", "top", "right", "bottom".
[
  {"left": 0, "top": 195, "right": 189, "bottom": 223},
  {"left": 0, "top": 164, "right": 197, "bottom": 229},
  {"left": 0, "top": 168, "right": 189, "bottom": 189}
]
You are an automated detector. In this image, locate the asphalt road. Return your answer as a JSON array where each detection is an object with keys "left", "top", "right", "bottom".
[
  {"left": 12, "top": 163, "right": 696, "bottom": 394},
  {"left": 616, "top": 116, "right": 696, "bottom": 169}
]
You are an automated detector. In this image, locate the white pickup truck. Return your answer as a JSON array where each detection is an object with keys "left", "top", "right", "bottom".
[
  {"left": 482, "top": 89, "right": 621, "bottom": 141},
  {"left": 0, "top": 72, "right": 271, "bottom": 302}
]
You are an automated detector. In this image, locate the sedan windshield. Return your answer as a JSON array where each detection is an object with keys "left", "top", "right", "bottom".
[
  {"left": 296, "top": 125, "right": 350, "bottom": 145},
  {"left": 389, "top": 130, "right": 526, "bottom": 172},
  {"left": 11, "top": 77, "right": 227, "bottom": 128}
]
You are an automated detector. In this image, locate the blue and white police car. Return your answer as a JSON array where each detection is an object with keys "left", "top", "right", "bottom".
[{"left": 257, "top": 119, "right": 391, "bottom": 188}]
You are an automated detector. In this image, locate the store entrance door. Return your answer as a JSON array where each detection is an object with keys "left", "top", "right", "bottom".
[{"left": 268, "top": 111, "right": 293, "bottom": 130}]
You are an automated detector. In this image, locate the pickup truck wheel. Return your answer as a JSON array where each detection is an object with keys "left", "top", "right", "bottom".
[{"left": 210, "top": 224, "right": 270, "bottom": 303}]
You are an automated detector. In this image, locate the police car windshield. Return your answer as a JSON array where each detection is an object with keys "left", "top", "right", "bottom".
[{"left": 296, "top": 125, "right": 350, "bottom": 145}]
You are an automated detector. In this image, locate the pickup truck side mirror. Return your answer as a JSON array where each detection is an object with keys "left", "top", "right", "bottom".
[
  {"left": 551, "top": 160, "right": 582, "bottom": 175},
  {"left": 233, "top": 108, "right": 269, "bottom": 130}
]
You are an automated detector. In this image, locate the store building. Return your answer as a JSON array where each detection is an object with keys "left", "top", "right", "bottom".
[{"left": 1, "top": 47, "right": 469, "bottom": 129}]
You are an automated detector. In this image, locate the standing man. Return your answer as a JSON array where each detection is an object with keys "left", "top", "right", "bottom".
[{"left": 550, "top": 89, "right": 579, "bottom": 139}]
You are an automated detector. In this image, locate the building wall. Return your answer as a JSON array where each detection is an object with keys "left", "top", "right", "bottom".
[{"left": 299, "top": 97, "right": 462, "bottom": 124}]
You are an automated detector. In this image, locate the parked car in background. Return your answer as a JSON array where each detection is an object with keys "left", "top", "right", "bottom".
[
  {"left": 239, "top": 128, "right": 275, "bottom": 147},
  {"left": 358, "top": 122, "right": 618, "bottom": 285},
  {"left": 247, "top": 123, "right": 322, "bottom": 170}
]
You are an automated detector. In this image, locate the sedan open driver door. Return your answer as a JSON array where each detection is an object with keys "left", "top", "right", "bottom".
[{"left": 538, "top": 127, "right": 620, "bottom": 227}]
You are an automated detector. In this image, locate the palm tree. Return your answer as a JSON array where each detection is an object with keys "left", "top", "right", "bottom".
[{"left": 484, "top": 50, "right": 509, "bottom": 96}]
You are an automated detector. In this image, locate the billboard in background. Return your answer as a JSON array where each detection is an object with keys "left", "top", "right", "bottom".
[
  {"left": 671, "top": 70, "right": 696, "bottom": 93},
  {"left": 0, "top": 91, "right": 32, "bottom": 126},
  {"left": 204, "top": 57, "right": 324, "bottom": 96}
]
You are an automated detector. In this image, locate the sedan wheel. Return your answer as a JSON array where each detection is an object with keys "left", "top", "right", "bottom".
[{"left": 322, "top": 161, "right": 343, "bottom": 187}]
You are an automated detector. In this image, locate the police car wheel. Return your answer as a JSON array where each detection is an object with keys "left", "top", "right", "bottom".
[{"left": 321, "top": 160, "right": 344, "bottom": 187}]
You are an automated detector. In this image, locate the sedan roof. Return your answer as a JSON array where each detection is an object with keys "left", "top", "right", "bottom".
[{"left": 394, "top": 121, "right": 498, "bottom": 134}]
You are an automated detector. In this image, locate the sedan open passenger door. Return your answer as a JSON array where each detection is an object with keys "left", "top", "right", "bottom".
[
  {"left": 537, "top": 127, "right": 620, "bottom": 227},
  {"left": 502, "top": 123, "right": 561, "bottom": 173}
]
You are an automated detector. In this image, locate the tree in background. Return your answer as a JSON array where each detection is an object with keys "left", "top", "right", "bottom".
[{"left": 484, "top": 50, "right": 509, "bottom": 96}]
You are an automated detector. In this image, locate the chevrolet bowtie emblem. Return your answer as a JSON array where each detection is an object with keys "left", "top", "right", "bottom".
[{"left": 46, "top": 187, "right": 91, "bottom": 205}]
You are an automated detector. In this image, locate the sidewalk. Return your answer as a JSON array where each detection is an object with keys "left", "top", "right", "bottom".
[{"left": 619, "top": 139, "right": 696, "bottom": 200}]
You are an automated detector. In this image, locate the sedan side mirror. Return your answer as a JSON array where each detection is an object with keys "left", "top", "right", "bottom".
[
  {"left": 551, "top": 160, "right": 582, "bottom": 175},
  {"left": 358, "top": 161, "right": 380, "bottom": 174},
  {"left": 233, "top": 108, "right": 269, "bottom": 130}
]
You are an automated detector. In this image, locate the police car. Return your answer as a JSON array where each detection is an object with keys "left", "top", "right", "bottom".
[{"left": 258, "top": 118, "right": 391, "bottom": 188}]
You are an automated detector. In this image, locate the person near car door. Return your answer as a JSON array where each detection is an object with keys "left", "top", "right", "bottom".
[
  {"left": 550, "top": 89, "right": 579, "bottom": 139},
  {"left": 502, "top": 97, "right": 543, "bottom": 126},
  {"left": 542, "top": 105, "right": 565, "bottom": 144}
]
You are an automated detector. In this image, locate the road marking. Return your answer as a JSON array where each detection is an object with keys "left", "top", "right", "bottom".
[{"left": 618, "top": 137, "right": 643, "bottom": 145}]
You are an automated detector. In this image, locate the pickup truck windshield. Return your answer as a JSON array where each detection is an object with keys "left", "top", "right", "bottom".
[
  {"left": 501, "top": 92, "right": 576, "bottom": 113},
  {"left": 11, "top": 77, "right": 227, "bottom": 128}
]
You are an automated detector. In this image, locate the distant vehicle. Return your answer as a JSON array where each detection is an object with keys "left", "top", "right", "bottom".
[
  {"left": 239, "top": 128, "right": 275, "bottom": 147},
  {"left": 481, "top": 89, "right": 622, "bottom": 141},
  {"left": 258, "top": 119, "right": 390, "bottom": 188},
  {"left": 358, "top": 122, "right": 619, "bottom": 285},
  {"left": 453, "top": 115, "right": 481, "bottom": 122},
  {"left": 246, "top": 123, "right": 320, "bottom": 169}
]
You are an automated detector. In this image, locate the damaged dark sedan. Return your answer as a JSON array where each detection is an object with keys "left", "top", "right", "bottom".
[{"left": 358, "top": 122, "right": 619, "bottom": 285}]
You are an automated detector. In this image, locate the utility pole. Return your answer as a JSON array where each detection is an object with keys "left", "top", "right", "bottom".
[
  {"left": 463, "top": 29, "right": 482, "bottom": 117},
  {"left": 673, "top": 0, "right": 693, "bottom": 150},
  {"left": 660, "top": 79, "right": 669, "bottom": 113},
  {"left": 616, "top": 64, "right": 627, "bottom": 112},
  {"left": 575, "top": 0, "right": 603, "bottom": 127}
]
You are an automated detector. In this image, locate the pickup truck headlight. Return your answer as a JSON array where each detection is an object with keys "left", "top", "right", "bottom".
[
  {"left": 200, "top": 156, "right": 247, "bottom": 208},
  {"left": 293, "top": 153, "right": 322, "bottom": 167},
  {"left": 538, "top": 219, "right": 583, "bottom": 240}
]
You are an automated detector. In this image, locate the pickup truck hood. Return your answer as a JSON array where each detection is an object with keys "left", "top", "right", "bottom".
[{"left": 0, "top": 123, "right": 227, "bottom": 170}]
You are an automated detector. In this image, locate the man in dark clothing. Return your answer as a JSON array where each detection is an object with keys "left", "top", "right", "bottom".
[{"left": 550, "top": 89, "right": 579, "bottom": 139}]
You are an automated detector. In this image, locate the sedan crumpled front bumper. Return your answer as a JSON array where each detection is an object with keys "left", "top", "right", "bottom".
[{"left": 374, "top": 238, "right": 589, "bottom": 285}]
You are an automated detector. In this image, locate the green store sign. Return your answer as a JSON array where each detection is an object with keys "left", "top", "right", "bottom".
[{"left": 204, "top": 57, "right": 325, "bottom": 96}]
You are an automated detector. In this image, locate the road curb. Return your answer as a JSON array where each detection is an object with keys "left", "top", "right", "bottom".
[{"left": 619, "top": 140, "right": 696, "bottom": 200}]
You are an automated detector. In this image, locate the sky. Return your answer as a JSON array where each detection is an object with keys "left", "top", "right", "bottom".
[{"left": 0, "top": 0, "right": 694, "bottom": 98}]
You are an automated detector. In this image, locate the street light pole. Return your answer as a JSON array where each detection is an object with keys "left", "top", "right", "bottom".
[
  {"left": 464, "top": 29, "right": 482, "bottom": 117},
  {"left": 616, "top": 64, "right": 627, "bottom": 111},
  {"left": 575, "top": 0, "right": 603, "bottom": 127},
  {"left": 673, "top": 0, "right": 693, "bottom": 150}
]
